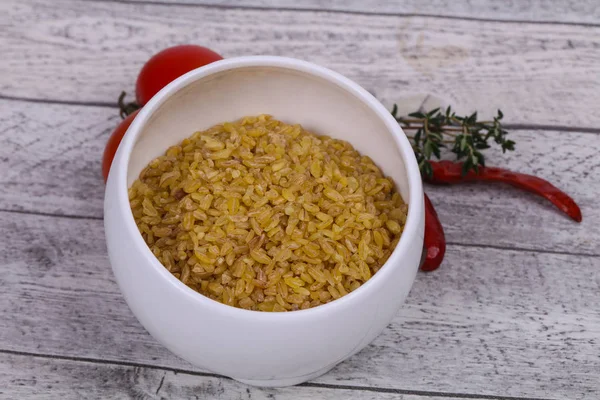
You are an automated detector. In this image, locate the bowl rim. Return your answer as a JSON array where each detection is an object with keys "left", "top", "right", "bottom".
[{"left": 109, "top": 55, "right": 423, "bottom": 321}]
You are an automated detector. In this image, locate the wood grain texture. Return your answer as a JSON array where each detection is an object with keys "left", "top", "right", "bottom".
[
  {"left": 1, "top": 99, "right": 597, "bottom": 255},
  {"left": 2, "top": 0, "right": 600, "bottom": 126},
  {"left": 1, "top": 212, "right": 599, "bottom": 399},
  {"left": 124, "top": 0, "right": 600, "bottom": 25},
  {"left": 0, "top": 100, "right": 112, "bottom": 217},
  {"left": 0, "top": 354, "right": 475, "bottom": 400},
  {"left": 2, "top": 1, "right": 600, "bottom": 399}
]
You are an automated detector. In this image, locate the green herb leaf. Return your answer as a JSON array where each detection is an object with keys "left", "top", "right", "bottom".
[
  {"left": 391, "top": 105, "right": 514, "bottom": 176},
  {"left": 391, "top": 104, "right": 398, "bottom": 119},
  {"left": 426, "top": 108, "right": 440, "bottom": 118},
  {"left": 408, "top": 111, "right": 426, "bottom": 119}
]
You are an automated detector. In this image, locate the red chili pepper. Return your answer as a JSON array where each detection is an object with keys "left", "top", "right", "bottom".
[
  {"left": 427, "top": 161, "right": 582, "bottom": 222},
  {"left": 422, "top": 193, "right": 446, "bottom": 272}
]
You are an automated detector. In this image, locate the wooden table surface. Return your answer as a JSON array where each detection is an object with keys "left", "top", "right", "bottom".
[{"left": 1, "top": 1, "right": 599, "bottom": 399}]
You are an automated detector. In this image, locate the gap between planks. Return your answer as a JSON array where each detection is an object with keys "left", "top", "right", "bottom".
[
  {"left": 0, "top": 208, "right": 597, "bottom": 258},
  {"left": 92, "top": 0, "right": 600, "bottom": 29},
  {"left": 0, "top": 349, "right": 556, "bottom": 400},
  {"left": 1, "top": 94, "right": 599, "bottom": 135}
]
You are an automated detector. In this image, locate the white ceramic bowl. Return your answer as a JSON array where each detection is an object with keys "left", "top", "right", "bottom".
[{"left": 104, "top": 56, "right": 424, "bottom": 387}]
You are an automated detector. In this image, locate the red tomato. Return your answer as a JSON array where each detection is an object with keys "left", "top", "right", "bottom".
[
  {"left": 102, "top": 110, "right": 139, "bottom": 183},
  {"left": 135, "top": 45, "right": 223, "bottom": 105}
]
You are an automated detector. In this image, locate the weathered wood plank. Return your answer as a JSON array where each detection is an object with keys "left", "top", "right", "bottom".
[
  {"left": 0, "top": 101, "right": 112, "bottom": 217},
  {"left": 0, "top": 353, "right": 476, "bottom": 400},
  {"left": 1, "top": 99, "right": 597, "bottom": 255},
  {"left": 124, "top": 0, "right": 600, "bottom": 25},
  {"left": 2, "top": 212, "right": 599, "bottom": 399},
  {"left": 3, "top": 0, "right": 600, "bottom": 126}
]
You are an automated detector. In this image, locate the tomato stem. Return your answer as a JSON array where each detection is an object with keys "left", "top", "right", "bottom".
[{"left": 118, "top": 91, "right": 141, "bottom": 119}]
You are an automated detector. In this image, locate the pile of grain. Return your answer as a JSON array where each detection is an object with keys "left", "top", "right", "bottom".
[{"left": 129, "top": 115, "right": 407, "bottom": 311}]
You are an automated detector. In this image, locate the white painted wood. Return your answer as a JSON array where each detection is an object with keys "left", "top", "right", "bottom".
[
  {"left": 0, "top": 100, "right": 113, "bottom": 217},
  {"left": 2, "top": 1, "right": 599, "bottom": 399},
  {"left": 123, "top": 0, "right": 600, "bottom": 24},
  {"left": 0, "top": 99, "right": 597, "bottom": 255},
  {"left": 1, "top": 353, "right": 467, "bottom": 400},
  {"left": 2, "top": 0, "right": 600, "bottom": 126},
  {"left": 1, "top": 212, "right": 599, "bottom": 398}
]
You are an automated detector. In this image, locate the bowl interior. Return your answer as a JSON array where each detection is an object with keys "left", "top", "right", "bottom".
[{"left": 127, "top": 64, "right": 411, "bottom": 202}]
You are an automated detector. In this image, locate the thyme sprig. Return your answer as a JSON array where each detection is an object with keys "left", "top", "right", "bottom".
[{"left": 391, "top": 105, "right": 515, "bottom": 177}]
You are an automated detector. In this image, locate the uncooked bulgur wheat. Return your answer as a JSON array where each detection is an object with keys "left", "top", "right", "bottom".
[{"left": 129, "top": 115, "right": 407, "bottom": 311}]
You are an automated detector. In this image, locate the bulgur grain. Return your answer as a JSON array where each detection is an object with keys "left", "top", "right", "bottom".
[{"left": 129, "top": 115, "right": 406, "bottom": 311}]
